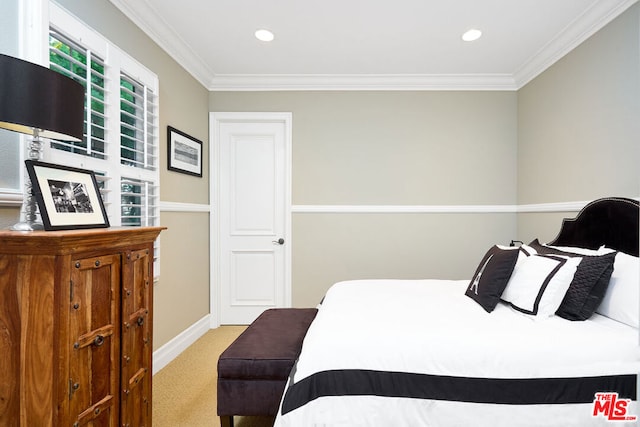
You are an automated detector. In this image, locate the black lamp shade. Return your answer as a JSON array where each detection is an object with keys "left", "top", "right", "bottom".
[{"left": 0, "top": 54, "right": 85, "bottom": 141}]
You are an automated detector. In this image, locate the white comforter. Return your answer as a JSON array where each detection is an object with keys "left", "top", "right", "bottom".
[{"left": 275, "top": 279, "right": 640, "bottom": 427}]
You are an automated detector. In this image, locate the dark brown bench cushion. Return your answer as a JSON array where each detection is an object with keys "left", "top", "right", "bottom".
[{"left": 217, "top": 308, "right": 318, "bottom": 417}]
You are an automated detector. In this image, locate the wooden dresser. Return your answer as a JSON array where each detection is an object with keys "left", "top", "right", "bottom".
[{"left": 0, "top": 226, "right": 164, "bottom": 427}]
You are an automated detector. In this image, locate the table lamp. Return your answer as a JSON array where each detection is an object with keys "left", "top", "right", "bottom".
[{"left": 0, "top": 53, "right": 85, "bottom": 230}]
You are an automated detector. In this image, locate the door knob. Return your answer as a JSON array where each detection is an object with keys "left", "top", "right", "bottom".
[{"left": 272, "top": 238, "right": 285, "bottom": 245}]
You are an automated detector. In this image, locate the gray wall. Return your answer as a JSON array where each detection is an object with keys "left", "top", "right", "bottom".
[
  {"left": 210, "top": 91, "right": 519, "bottom": 306},
  {"left": 0, "top": 0, "right": 23, "bottom": 192},
  {"left": 0, "top": 1, "right": 18, "bottom": 53},
  {"left": 0, "top": 2, "right": 28, "bottom": 225},
  {"left": 211, "top": 92, "right": 517, "bottom": 205},
  {"left": 517, "top": 3, "right": 640, "bottom": 243},
  {"left": 293, "top": 213, "right": 516, "bottom": 305}
]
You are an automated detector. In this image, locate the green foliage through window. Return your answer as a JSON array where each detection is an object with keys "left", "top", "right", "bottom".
[{"left": 49, "top": 30, "right": 106, "bottom": 159}]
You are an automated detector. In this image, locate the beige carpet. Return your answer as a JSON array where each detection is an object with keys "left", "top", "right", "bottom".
[{"left": 153, "top": 326, "right": 276, "bottom": 427}]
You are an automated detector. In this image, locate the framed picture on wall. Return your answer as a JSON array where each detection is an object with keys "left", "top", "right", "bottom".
[
  {"left": 25, "top": 160, "right": 110, "bottom": 231},
  {"left": 167, "top": 126, "right": 203, "bottom": 177}
]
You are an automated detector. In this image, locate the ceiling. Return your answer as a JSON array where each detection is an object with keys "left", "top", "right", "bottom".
[{"left": 107, "top": 0, "right": 637, "bottom": 91}]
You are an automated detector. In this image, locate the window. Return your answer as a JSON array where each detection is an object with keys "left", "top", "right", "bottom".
[
  {"left": 121, "top": 177, "right": 157, "bottom": 227},
  {"left": 47, "top": 4, "right": 160, "bottom": 272},
  {"left": 48, "top": 29, "right": 107, "bottom": 160}
]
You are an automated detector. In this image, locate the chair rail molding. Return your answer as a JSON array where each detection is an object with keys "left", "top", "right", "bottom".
[
  {"left": 159, "top": 201, "right": 211, "bottom": 213},
  {"left": 291, "top": 199, "right": 639, "bottom": 214}
]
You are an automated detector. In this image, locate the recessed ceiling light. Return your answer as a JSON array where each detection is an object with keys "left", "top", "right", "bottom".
[
  {"left": 462, "top": 28, "right": 482, "bottom": 42},
  {"left": 255, "top": 29, "right": 275, "bottom": 42}
]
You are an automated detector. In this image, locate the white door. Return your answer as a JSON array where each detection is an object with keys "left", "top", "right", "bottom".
[{"left": 211, "top": 112, "right": 292, "bottom": 325}]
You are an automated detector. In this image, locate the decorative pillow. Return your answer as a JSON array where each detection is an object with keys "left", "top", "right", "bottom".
[
  {"left": 547, "top": 245, "right": 608, "bottom": 255},
  {"left": 465, "top": 245, "right": 519, "bottom": 313},
  {"left": 529, "top": 239, "right": 617, "bottom": 321},
  {"left": 501, "top": 250, "right": 581, "bottom": 319},
  {"left": 596, "top": 251, "right": 639, "bottom": 327}
]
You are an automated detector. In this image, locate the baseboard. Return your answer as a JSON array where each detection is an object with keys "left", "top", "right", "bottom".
[{"left": 152, "top": 314, "right": 212, "bottom": 375}]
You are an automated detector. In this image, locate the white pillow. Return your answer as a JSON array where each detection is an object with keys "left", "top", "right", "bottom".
[
  {"left": 501, "top": 252, "right": 581, "bottom": 319},
  {"left": 596, "top": 251, "right": 639, "bottom": 327}
]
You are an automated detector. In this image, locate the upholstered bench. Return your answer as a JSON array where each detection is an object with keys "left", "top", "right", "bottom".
[{"left": 217, "top": 308, "right": 318, "bottom": 427}]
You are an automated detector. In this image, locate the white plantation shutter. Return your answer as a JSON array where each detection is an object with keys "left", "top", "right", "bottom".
[
  {"left": 48, "top": 30, "right": 108, "bottom": 160},
  {"left": 121, "top": 177, "right": 158, "bottom": 227},
  {"left": 120, "top": 73, "right": 159, "bottom": 171},
  {"left": 48, "top": 4, "right": 161, "bottom": 275},
  {"left": 119, "top": 71, "right": 159, "bottom": 228}
]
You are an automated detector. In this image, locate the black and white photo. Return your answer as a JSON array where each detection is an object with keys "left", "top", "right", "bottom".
[
  {"left": 168, "top": 126, "right": 203, "bottom": 177},
  {"left": 25, "top": 160, "right": 109, "bottom": 230},
  {"left": 48, "top": 180, "right": 94, "bottom": 213}
]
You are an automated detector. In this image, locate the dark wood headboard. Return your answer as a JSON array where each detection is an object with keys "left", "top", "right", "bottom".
[{"left": 549, "top": 197, "right": 639, "bottom": 257}]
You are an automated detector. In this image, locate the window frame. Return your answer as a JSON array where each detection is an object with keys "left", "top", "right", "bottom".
[
  {"left": 47, "top": 4, "right": 159, "bottom": 229},
  {"left": 18, "top": 1, "right": 161, "bottom": 274}
]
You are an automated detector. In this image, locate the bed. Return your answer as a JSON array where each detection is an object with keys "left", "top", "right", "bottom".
[{"left": 275, "top": 197, "right": 639, "bottom": 426}]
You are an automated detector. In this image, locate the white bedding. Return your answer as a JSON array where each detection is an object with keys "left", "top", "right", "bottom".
[{"left": 275, "top": 279, "right": 640, "bottom": 426}]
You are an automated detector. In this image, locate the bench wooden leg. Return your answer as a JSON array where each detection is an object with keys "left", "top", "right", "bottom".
[{"left": 220, "top": 415, "right": 234, "bottom": 427}]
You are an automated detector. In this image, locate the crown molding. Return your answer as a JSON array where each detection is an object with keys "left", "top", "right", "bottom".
[
  {"left": 109, "top": 0, "right": 637, "bottom": 91},
  {"left": 513, "top": 0, "right": 638, "bottom": 88},
  {"left": 107, "top": 0, "right": 213, "bottom": 88},
  {"left": 207, "top": 73, "right": 518, "bottom": 91}
]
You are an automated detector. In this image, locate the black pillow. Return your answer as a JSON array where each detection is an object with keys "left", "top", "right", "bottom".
[
  {"left": 465, "top": 245, "right": 519, "bottom": 313},
  {"left": 528, "top": 239, "right": 616, "bottom": 320}
]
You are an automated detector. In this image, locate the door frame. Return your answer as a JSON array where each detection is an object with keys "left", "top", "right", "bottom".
[{"left": 209, "top": 112, "right": 292, "bottom": 327}]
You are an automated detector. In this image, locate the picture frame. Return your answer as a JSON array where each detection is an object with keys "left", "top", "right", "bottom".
[
  {"left": 167, "top": 126, "right": 203, "bottom": 177},
  {"left": 25, "top": 160, "right": 110, "bottom": 231}
]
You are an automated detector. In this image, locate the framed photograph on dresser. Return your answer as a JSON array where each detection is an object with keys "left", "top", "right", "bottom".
[{"left": 25, "top": 160, "right": 110, "bottom": 230}]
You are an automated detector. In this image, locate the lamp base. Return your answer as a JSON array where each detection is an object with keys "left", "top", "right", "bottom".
[
  {"left": 10, "top": 128, "right": 45, "bottom": 232},
  {"left": 10, "top": 221, "right": 44, "bottom": 231}
]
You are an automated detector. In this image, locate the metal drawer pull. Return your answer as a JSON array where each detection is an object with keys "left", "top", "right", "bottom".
[{"left": 93, "top": 335, "right": 105, "bottom": 347}]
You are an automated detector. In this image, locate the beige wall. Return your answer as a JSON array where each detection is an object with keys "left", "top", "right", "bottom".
[
  {"left": 0, "top": 208, "right": 19, "bottom": 229},
  {"left": 293, "top": 213, "right": 516, "bottom": 305},
  {"left": 210, "top": 91, "right": 518, "bottom": 205},
  {"left": 517, "top": 3, "right": 639, "bottom": 242},
  {"left": 210, "top": 91, "right": 519, "bottom": 306},
  {"left": 155, "top": 211, "right": 210, "bottom": 342},
  {"left": 49, "top": 0, "right": 211, "bottom": 349}
]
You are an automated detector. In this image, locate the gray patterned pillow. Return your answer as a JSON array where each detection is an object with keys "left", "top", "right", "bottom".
[{"left": 528, "top": 239, "right": 616, "bottom": 321}]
